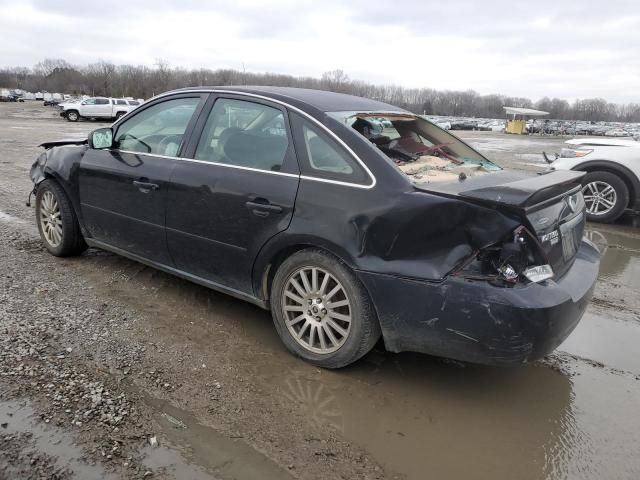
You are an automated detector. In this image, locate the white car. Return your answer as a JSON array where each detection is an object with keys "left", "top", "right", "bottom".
[
  {"left": 605, "top": 128, "right": 630, "bottom": 137},
  {"left": 548, "top": 137, "right": 640, "bottom": 223},
  {"left": 59, "top": 97, "right": 140, "bottom": 122}
]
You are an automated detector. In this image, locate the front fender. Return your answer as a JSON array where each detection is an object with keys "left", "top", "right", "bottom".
[{"left": 29, "top": 144, "right": 89, "bottom": 234}]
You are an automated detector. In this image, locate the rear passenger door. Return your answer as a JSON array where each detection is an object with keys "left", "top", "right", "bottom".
[{"left": 166, "top": 95, "right": 300, "bottom": 295}]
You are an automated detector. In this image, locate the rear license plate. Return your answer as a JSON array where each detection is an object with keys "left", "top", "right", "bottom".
[{"left": 559, "top": 213, "right": 584, "bottom": 260}]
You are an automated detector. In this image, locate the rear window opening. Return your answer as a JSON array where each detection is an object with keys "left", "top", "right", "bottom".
[{"left": 328, "top": 111, "right": 501, "bottom": 184}]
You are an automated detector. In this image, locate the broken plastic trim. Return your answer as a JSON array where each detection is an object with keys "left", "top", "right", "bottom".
[{"left": 451, "top": 225, "right": 551, "bottom": 286}]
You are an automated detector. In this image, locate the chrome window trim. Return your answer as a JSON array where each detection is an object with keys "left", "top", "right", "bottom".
[
  {"left": 111, "top": 150, "right": 300, "bottom": 178},
  {"left": 135, "top": 89, "right": 377, "bottom": 189}
]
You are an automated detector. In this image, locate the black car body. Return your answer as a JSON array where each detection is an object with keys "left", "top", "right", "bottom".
[{"left": 29, "top": 86, "right": 600, "bottom": 367}]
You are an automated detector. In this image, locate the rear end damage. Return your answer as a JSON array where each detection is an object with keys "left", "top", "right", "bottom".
[
  {"left": 358, "top": 170, "right": 599, "bottom": 365},
  {"left": 358, "top": 238, "right": 598, "bottom": 365}
]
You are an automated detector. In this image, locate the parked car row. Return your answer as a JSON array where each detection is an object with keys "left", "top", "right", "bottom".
[
  {"left": 528, "top": 120, "right": 640, "bottom": 137},
  {"left": 423, "top": 115, "right": 640, "bottom": 138},
  {"left": 423, "top": 116, "right": 506, "bottom": 132},
  {"left": 0, "top": 88, "right": 26, "bottom": 102}
]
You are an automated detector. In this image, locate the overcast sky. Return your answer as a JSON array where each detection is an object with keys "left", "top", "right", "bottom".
[{"left": 1, "top": 0, "right": 638, "bottom": 103}]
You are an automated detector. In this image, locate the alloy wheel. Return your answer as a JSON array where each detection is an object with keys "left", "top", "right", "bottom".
[
  {"left": 282, "top": 266, "right": 352, "bottom": 354},
  {"left": 583, "top": 181, "right": 617, "bottom": 216},
  {"left": 39, "top": 190, "right": 63, "bottom": 247}
]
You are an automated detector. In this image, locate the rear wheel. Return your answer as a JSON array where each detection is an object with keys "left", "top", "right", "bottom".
[
  {"left": 65, "top": 110, "right": 79, "bottom": 122},
  {"left": 270, "top": 249, "right": 381, "bottom": 368},
  {"left": 115, "top": 111, "right": 126, "bottom": 120},
  {"left": 35, "top": 179, "right": 87, "bottom": 256},
  {"left": 581, "top": 171, "right": 628, "bottom": 223}
]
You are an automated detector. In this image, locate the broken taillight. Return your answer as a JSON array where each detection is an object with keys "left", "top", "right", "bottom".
[{"left": 452, "top": 226, "right": 553, "bottom": 286}]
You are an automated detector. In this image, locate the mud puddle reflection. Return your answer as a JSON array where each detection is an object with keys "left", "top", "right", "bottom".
[
  {"left": 586, "top": 221, "right": 640, "bottom": 287},
  {"left": 131, "top": 384, "right": 293, "bottom": 480},
  {"left": 264, "top": 355, "right": 640, "bottom": 480}
]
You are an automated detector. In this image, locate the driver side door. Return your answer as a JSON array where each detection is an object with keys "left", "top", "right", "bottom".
[{"left": 79, "top": 93, "right": 207, "bottom": 264}]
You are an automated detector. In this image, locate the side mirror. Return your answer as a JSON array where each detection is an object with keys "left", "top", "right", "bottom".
[{"left": 88, "top": 128, "right": 113, "bottom": 149}]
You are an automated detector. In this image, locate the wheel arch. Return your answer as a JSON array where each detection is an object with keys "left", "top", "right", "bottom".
[
  {"left": 33, "top": 167, "right": 89, "bottom": 238},
  {"left": 572, "top": 160, "right": 640, "bottom": 208},
  {"left": 252, "top": 235, "right": 360, "bottom": 309}
]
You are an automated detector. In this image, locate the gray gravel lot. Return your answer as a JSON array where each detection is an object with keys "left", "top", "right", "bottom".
[{"left": 1, "top": 103, "right": 640, "bottom": 480}]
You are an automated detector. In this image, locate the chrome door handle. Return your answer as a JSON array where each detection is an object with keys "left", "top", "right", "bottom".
[
  {"left": 133, "top": 180, "right": 159, "bottom": 192},
  {"left": 245, "top": 200, "right": 283, "bottom": 216}
]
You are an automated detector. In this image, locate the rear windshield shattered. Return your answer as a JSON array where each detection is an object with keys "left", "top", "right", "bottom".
[{"left": 328, "top": 111, "right": 501, "bottom": 184}]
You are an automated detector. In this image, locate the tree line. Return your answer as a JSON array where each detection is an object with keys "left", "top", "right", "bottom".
[{"left": 1, "top": 58, "right": 639, "bottom": 123}]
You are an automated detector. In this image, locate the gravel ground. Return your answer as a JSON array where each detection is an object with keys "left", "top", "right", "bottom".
[{"left": 1, "top": 103, "right": 640, "bottom": 480}]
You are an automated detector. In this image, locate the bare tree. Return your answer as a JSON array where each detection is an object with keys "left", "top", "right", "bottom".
[{"left": 1, "top": 58, "right": 639, "bottom": 122}]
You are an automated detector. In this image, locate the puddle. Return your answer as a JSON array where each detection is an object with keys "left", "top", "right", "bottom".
[
  {"left": 559, "top": 311, "right": 640, "bottom": 373},
  {"left": 0, "top": 398, "right": 117, "bottom": 479},
  {"left": 136, "top": 387, "right": 294, "bottom": 480},
  {"left": 262, "top": 356, "right": 640, "bottom": 480},
  {"left": 585, "top": 223, "right": 640, "bottom": 285},
  {"left": 0, "top": 210, "right": 25, "bottom": 223}
]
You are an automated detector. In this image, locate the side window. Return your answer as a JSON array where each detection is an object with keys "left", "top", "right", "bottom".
[
  {"left": 113, "top": 97, "right": 200, "bottom": 156},
  {"left": 292, "top": 113, "right": 370, "bottom": 185},
  {"left": 194, "top": 98, "right": 289, "bottom": 172},
  {"left": 116, "top": 99, "right": 126, "bottom": 105},
  {"left": 95, "top": 98, "right": 109, "bottom": 105},
  {"left": 83, "top": 98, "right": 96, "bottom": 105}
]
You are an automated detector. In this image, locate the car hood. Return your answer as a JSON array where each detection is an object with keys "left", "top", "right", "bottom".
[
  {"left": 566, "top": 137, "right": 640, "bottom": 148},
  {"left": 39, "top": 138, "right": 88, "bottom": 149}
]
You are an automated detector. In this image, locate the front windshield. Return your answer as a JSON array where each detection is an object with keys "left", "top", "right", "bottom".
[{"left": 328, "top": 111, "right": 501, "bottom": 184}]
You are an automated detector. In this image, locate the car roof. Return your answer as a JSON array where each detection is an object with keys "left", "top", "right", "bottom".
[{"left": 167, "top": 86, "right": 406, "bottom": 113}]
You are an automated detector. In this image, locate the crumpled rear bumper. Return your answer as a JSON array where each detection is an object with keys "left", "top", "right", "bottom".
[{"left": 357, "top": 240, "right": 600, "bottom": 366}]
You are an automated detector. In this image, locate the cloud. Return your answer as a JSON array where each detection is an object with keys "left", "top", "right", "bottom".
[{"left": 0, "top": 0, "right": 638, "bottom": 103}]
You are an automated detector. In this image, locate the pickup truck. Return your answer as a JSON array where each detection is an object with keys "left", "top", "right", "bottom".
[{"left": 59, "top": 97, "right": 141, "bottom": 122}]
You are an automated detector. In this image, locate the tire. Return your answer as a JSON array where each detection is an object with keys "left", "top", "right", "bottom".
[
  {"left": 65, "top": 110, "right": 79, "bottom": 122},
  {"left": 581, "top": 171, "right": 629, "bottom": 223},
  {"left": 35, "top": 179, "right": 87, "bottom": 257},
  {"left": 115, "top": 111, "right": 126, "bottom": 120},
  {"left": 270, "top": 249, "right": 381, "bottom": 368}
]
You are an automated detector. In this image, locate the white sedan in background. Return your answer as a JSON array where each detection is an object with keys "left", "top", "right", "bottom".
[{"left": 548, "top": 137, "right": 640, "bottom": 223}]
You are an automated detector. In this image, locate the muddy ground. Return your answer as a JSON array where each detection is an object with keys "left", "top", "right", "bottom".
[{"left": 0, "top": 102, "right": 639, "bottom": 480}]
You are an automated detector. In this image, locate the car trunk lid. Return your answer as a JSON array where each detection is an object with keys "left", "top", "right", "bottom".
[{"left": 416, "top": 170, "right": 587, "bottom": 278}]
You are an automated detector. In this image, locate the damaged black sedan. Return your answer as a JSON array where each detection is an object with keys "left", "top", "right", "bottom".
[{"left": 29, "top": 87, "right": 599, "bottom": 368}]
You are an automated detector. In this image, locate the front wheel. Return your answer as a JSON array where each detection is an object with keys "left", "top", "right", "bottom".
[
  {"left": 270, "top": 249, "right": 381, "bottom": 368},
  {"left": 65, "top": 110, "right": 79, "bottom": 122},
  {"left": 35, "top": 180, "right": 87, "bottom": 256},
  {"left": 581, "top": 171, "right": 629, "bottom": 223}
]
